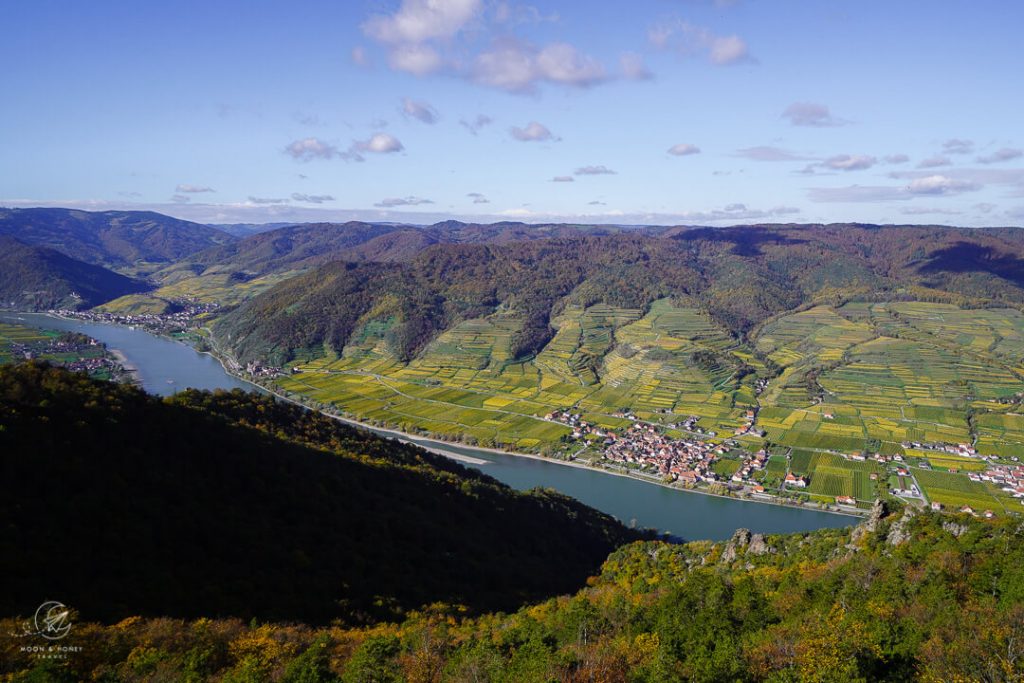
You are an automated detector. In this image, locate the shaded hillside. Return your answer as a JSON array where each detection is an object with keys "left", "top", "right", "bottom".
[
  {"left": 214, "top": 224, "right": 1024, "bottom": 367},
  {"left": 0, "top": 363, "right": 643, "bottom": 624},
  {"left": 7, "top": 503, "right": 1024, "bottom": 681},
  {"left": 0, "top": 207, "right": 233, "bottom": 273},
  {"left": 0, "top": 236, "right": 148, "bottom": 310}
]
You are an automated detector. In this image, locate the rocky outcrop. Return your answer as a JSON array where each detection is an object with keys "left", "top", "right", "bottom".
[
  {"left": 943, "top": 521, "right": 970, "bottom": 538},
  {"left": 850, "top": 499, "right": 888, "bottom": 546},
  {"left": 748, "top": 533, "right": 776, "bottom": 556},
  {"left": 886, "top": 507, "right": 917, "bottom": 547},
  {"left": 721, "top": 528, "right": 752, "bottom": 563}
]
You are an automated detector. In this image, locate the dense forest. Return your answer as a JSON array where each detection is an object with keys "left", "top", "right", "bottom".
[
  {"left": 214, "top": 224, "right": 1024, "bottom": 366},
  {"left": 0, "top": 363, "right": 644, "bottom": 625},
  {"left": 4, "top": 495, "right": 1023, "bottom": 681}
]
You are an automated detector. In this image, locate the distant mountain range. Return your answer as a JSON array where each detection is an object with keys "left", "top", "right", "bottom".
[
  {"left": 0, "top": 207, "right": 234, "bottom": 274},
  {"left": 213, "top": 223, "right": 1024, "bottom": 365}
]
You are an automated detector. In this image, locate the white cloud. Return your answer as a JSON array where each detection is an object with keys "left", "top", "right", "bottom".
[
  {"left": 352, "top": 132, "right": 405, "bottom": 155},
  {"left": 648, "top": 20, "right": 753, "bottom": 66},
  {"left": 551, "top": 175, "right": 574, "bottom": 182},
  {"left": 291, "top": 193, "right": 335, "bottom": 204},
  {"left": 708, "top": 35, "right": 749, "bottom": 65},
  {"left": 575, "top": 165, "right": 616, "bottom": 175},
  {"left": 917, "top": 155, "right": 951, "bottom": 169},
  {"left": 900, "top": 207, "right": 962, "bottom": 216},
  {"left": 781, "top": 102, "right": 847, "bottom": 127},
  {"left": 510, "top": 121, "right": 556, "bottom": 142},
  {"left": 977, "top": 148, "right": 1023, "bottom": 164},
  {"left": 906, "top": 175, "right": 979, "bottom": 195},
  {"left": 285, "top": 137, "right": 341, "bottom": 161},
  {"left": 460, "top": 114, "right": 493, "bottom": 135},
  {"left": 362, "top": 0, "right": 481, "bottom": 44},
  {"left": 175, "top": 184, "right": 215, "bottom": 193},
  {"left": 170, "top": 194, "right": 190, "bottom": 204},
  {"left": 388, "top": 43, "right": 443, "bottom": 75},
  {"left": 467, "top": 192, "right": 490, "bottom": 204},
  {"left": 884, "top": 154, "right": 910, "bottom": 164},
  {"left": 820, "top": 154, "right": 876, "bottom": 171},
  {"left": 402, "top": 97, "right": 438, "bottom": 124},
  {"left": 474, "top": 41, "right": 607, "bottom": 92},
  {"left": 248, "top": 196, "right": 288, "bottom": 204},
  {"left": 668, "top": 143, "right": 701, "bottom": 156},
  {"left": 374, "top": 196, "right": 434, "bottom": 207}
]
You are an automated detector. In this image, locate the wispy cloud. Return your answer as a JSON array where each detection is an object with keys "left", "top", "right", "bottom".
[
  {"left": 248, "top": 196, "right": 288, "bottom": 205},
  {"left": 467, "top": 192, "right": 490, "bottom": 204},
  {"left": 884, "top": 154, "right": 910, "bottom": 165},
  {"left": 374, "top": 196, "right": 434, "bottom": 207},
  {"left": 649, "top": 19, "right": 753, "bottom": 65},
  {"left": 977, "top": 147, "right": 1023, "bottom": 164},
  {"left": 917, "top": 155, "right": 951, "bottom": 169},
  {"left": 551, "top": 175, "right": 574, "bottom": 182},
  {"left": 460, "top": 114, "right": 493, "bottom": 135},
  {"left": 575, "top": 165, "right": 616, "bottom": 175},
  {"left": 667, "top": 143, "right": 701, "bottom": 156},
  {"left": 781, "top": 102, "right": 848, "bottom": 127},
  {"left": 510, "top": 121, "right": 557, "bottom": 142},
  {"left": 808, "top": 174, "right": 981, "bottom": 202},
  {"left": 734, "top": 146, "right": 809, "bottom": 162},
  {"left": 175, "top": 184, "right": 215, "bottom": 193},
  {"left": 291, "top": 193, "right": 335, "bottom": 204},
  {"left": 401, "top": 97, "right": 438, "bottom": 124},
  {"left": 285, "top": 133, "right": 404, "bottom": 162},
  {"left": 943, "top": 138, "right": 974, "bottom": 155},
  {"left": 170, "top": 194, "right": 190, "bottom": 204},
  {"left": 619, "top": 52, "right": 652, "bottom": 80}
]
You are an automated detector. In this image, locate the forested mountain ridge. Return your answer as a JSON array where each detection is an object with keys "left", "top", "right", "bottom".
[
  {"left": 5, "top": 499, "right": 1023, "bottom": 681},
  {"left": 0, "top": 235, "right": 148, "bottom": 310},
  {"left": 0, "top": 207, "right": 234, "bottom": 274},
  {"left": 213, "top": 224, "right": 1024, "bottom": 367},
  {"left": 0, "top": 362, "right": 644, "bottom": 625}
]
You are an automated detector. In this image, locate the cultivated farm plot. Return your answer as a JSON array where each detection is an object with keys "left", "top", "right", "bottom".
[{"left": 914, "top": 468, "right": 1008, "bottom": 514}]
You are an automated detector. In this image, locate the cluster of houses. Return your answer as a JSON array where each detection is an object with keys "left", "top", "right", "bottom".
[
  {"left": 54, "top": 300, "right": 219, "bottom": 336},
  {"left": 244, "top": 361, "right": 283, "bottom": 379},
  {"left": 901, "top": 440, "right": 980, "bottom": 459},
  {"left": 970, "top": 464, "right": 1024, "bottom": 499},
  {"left": 10, "top": 334, "right": 125, "bottom": 378},
  {"left": 733, "top": 408, "right": 766, "bottom": 437}
]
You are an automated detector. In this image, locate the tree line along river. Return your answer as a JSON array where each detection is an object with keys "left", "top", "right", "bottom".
[{"left": 2, "top": 312, "right": 854, "bottom": 541}]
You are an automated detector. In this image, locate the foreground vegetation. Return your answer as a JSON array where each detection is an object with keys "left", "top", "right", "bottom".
[
  {"left": 5, "top": 501, "right": 1024, "bottom": 681},
  {"left": 0, "top": 363, "right": 644, "bottom": 626}
]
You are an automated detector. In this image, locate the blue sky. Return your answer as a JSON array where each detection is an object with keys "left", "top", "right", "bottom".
[{"left": 2, "top": 0, "right": 1023, "bottom": 226}]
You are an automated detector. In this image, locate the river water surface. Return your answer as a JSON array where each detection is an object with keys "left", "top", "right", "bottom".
[{"left": 3, "top": 312, "right": 855, "bottom": 540}]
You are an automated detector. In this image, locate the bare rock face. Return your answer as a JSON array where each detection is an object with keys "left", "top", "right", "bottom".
[
  {"left": 850, "top": 499, "right": 888, "bottom": 546},
  {"left": 721, "top": 528, "right": 752, "bottom": 563},
  {"left": 943, "top": 521, "right": 969, "bottom": 538},
  {"left": 748, "top": 533, "right": 775, "bottom": 556},
  {"left": 886, "top": 507, "right": 917, "bottom": 547}
]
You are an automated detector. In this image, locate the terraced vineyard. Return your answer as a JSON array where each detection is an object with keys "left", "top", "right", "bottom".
[{"left": 268, "top": 297, "right": 1024, "bottom": 514}]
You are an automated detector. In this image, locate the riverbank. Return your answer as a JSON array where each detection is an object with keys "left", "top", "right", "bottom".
[{"left": 212, "top": 357, "right": 861, "bottom": 519}]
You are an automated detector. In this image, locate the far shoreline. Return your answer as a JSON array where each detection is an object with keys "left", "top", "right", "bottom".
[{"left": 15, "top": 310, "right": 862, "bottom": 521}]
